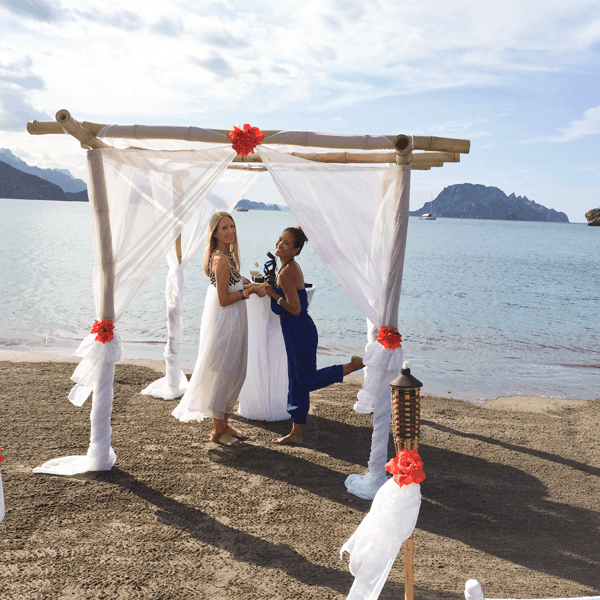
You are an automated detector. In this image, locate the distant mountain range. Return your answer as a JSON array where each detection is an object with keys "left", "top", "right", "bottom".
[
  {"left": 3, "top": 152, "right": 562, "bottom": 223},
  {"left": 0, "top": 148, "right": 87, "bottom": 193},
  {"left": 0, "top": 160, "right": 88, "bottom": 202},
  {"left": 0, "top": 150, "right": 288, "bottom": 209},
  {"left": 411, "top": 183, "right": 569, "bottom": 223}
]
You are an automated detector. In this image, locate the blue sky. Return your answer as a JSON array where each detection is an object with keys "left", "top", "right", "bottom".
[{"left": 1, "top": 0, "right": 598, "bottom": 222}]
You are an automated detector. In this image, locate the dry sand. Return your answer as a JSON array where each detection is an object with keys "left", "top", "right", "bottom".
[{"left": 1, "top": 351, "right": 599, "bottom": 599}]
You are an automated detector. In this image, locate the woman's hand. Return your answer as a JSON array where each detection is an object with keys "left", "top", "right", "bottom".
[
  {"left": 244, "top": 283, "right": 268, "bottom": 298},
  {"left": 263, "top": 284, "right": 276, "bottom": 299}
]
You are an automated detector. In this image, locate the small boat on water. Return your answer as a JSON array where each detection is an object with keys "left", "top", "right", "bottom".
[
  {"left": 419, "top": 196, "right": 437, "bottom": 220},
  {"left": 235, "top": 206, "right": 249, "bottom": 212}
]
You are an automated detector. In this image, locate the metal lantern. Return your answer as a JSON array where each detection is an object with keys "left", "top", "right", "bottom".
[{"left": 390, "top": 361, "right": 423, "bottom": 454}]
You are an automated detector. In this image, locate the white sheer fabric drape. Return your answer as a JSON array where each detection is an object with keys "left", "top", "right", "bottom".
[
  {"left": 34, "top": 146, "right": 236, "bottom": 476},
  {"left": 341, "top": 480, "right": 421, "bottom": 600},
  {"left": 258, "top": 145, "right": 410, "bottom": 498},
  {"left": 141, "top": 169, "right": 260, "bottom": 400}
]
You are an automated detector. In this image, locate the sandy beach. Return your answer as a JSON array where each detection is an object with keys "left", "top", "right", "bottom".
[{"left": 0, "top": 350, "right": 599, "bottom": 599}]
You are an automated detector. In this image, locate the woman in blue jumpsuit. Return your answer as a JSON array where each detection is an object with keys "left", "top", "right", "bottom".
[{"left": 263, "top": 227, "right": 364, "bottom": 445}]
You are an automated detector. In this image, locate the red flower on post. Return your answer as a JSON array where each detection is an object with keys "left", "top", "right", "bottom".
[
  {"left": 385, "top": 449, "right": 426, "bottom": 487},
  {"left": 228, "top": 124, "right": 264, "bottom": 157},
  {"left": 377, "top": 325, "right": 402, "bottom": 349},
  {"left": 91, "top": 319, "right": 115, "bottom": 344}
]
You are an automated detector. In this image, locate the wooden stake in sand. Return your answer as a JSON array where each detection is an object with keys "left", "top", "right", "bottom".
[{"left": 390, "top": 362, "right": 424, "bottom": 600}]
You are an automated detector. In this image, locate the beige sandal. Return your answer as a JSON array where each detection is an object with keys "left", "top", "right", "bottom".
[{"left": 211, "top": 432, "right": 244, "bottom": 448}]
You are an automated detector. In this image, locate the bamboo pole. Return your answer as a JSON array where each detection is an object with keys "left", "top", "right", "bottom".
[
  {"left": 55, "top": 110, "right": 111, "bottom": 150},
  {"left": 28, "top": 113, "right": 470, "bottom": 153},
  {"left": 232, "top": 152, "right": 454, "bottom": 166}
]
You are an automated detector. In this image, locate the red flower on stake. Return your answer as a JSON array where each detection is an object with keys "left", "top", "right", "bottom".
[
  {"left": 228, "top": 124, "right": 264, "bottom": 157},
  {"left": 91, "top": 319, "right": 115, "bottom": 344},
  {"left": 385, "top": 449, "right": 426, "bottom": 487},
  {"left": 377, "top": 325, "right": 402, "bottom": 349}
]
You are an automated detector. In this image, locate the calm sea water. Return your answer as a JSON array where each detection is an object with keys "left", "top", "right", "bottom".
[{"left": 1, "top": 198, "right": 598, "bottom": 402}]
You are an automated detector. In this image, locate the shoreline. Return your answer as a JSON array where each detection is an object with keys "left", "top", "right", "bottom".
[{"left": 0, "top": 348, "right": 593, "bottom": 410}]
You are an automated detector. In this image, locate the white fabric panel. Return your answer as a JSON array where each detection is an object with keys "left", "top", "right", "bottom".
[
  {"left": 35, "top": 146, "right": 236, "bottom": 476},
  {"left": 341, "top": 479, "right": 421, "bottom": 600},
  {"left": 95, "top": 146, "right": 235, "bottom": 322},
  {"left": 238, "top": 288, "right": 316, "bottom": 421},
  {"left": 142, "top": 168, "right": 260, "bottom": 400},
  {"left": 258, "top": 146, "right": 411, "bottom": 497},
  {"left": 257, "top": 146, "right": 407, "bottom": 328}
]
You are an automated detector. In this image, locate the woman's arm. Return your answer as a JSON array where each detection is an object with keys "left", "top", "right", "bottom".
[{"left": 265, "top": 267, "right": 302, "bottom": 316}]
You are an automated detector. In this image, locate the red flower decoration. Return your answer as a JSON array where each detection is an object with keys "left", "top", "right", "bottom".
[
  {"left": 385, "top": 449, "right": 426, "bottom": 487},
  {"left": 228, "top": 124, "right": 264, "bottom": 157},
  {"left": 0, "top": 445, "right": 4, "bottom": 463},
  {"left": 90, "top": 319, "right": 115, "bottom": 344},
  {"left": 377, "top": 325, "right": 402, "bottom": 349}
]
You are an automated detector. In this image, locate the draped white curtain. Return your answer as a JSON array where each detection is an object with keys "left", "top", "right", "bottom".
[
  {"left": 341, "top": 480, "right": 422, "bottom": 600},
  {"left": 141, "top": 169, "right": 260, "bottom": 400},
  {"left": 258, "top": 145, "right": 410, "bottom": 498},
  {"left": 34, "top": 146, "right": 236, "bottom": 476}
]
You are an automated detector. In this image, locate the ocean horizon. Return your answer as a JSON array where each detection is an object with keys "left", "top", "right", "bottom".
[{"left": 1, "top": 198, "right": 598, "bottom": 402}]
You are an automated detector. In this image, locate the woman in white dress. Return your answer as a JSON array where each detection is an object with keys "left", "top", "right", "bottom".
[{"left": 172, "top": 212, "right": 264, "bottom": 447}]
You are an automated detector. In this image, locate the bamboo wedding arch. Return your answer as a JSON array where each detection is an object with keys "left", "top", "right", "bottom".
[
  {"left": 26, "top": 107, "right": 470, "bottom": 476},
  {"left": 28, "top": 109, "right": 470, "bottom": 600}
]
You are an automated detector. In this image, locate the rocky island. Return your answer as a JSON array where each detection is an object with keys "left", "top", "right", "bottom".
[
  {"left": 410, "top": 183, "right": 569, "bottom": 223},
  {"left": 585, "top": 208, "right": 600, "bottom": 226}
]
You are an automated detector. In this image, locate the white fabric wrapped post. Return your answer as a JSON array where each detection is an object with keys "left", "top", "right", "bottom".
[
  {"left": 341, "top": 479, "right": 422, "bottom": 600},
  {"left": 34, "top": 145, "right": 237, "bottom": 476},
  {"left": 141, "top": 262, "right": 188, "bottom": 399}
]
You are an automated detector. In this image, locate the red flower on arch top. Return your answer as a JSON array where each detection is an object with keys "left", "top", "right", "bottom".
[{"left": 228, "top": 124, "right": 264, "bottom": 157}]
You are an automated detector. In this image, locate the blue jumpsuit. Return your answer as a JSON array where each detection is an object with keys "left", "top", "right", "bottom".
[{"left": 271, "top": 286, "right": 344, "bottom": 424}]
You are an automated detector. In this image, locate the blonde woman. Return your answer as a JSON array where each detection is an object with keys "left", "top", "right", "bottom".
[{"left": 172, "top": 212, "right": 264, "bottom": 447}]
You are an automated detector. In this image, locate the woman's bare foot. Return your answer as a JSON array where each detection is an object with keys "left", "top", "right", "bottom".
[
  {"left": 274, "top": 423, "right": 303, "bottom": 445},
  {"left": 343, "top": 355, "right": 364, "bottom": 377}
]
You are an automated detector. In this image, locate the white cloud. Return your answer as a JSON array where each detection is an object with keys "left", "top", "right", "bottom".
[
  {"left": 1, "top": 0, "right": 599, "bottom": 120},
  {"left": 556, "top": 106, "right": 600, "bottom": 141},
  {"left": 0, "top": 87, "right": 50, "bottom": 130}
]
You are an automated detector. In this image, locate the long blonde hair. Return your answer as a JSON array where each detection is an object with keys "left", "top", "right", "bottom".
[{"left": 203, "top": 211, "right": 241, "bottom": 277}]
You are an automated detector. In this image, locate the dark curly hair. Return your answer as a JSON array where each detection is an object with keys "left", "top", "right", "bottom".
[{"left": 284, "top": 226, "right": 308, "bottom": 255}]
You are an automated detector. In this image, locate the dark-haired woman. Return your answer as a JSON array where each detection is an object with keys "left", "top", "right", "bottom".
[
  {"left": 172, "top": 212, "right": 264, "bottom": 448},
  {"left": 263, "top": 227, "right": 363, "bottom": 445}
]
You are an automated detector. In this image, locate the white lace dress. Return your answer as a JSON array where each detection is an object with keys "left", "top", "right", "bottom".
[{"left": 172, "top": 252, "right": 248, "bottom": 421}]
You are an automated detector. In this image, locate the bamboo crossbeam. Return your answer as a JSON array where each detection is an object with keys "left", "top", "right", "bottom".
[
  {"left": 28, "top": 111, "right": 470, "bottom": 153},
  {"left": 232, "top": 151, "right": 457, "bottom": 166}
]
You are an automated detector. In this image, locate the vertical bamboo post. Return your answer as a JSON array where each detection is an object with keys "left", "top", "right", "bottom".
[
  {"left": 176, "top": 235, "right": 182, "bottom": 264},
  {"left": 390, "top": 362, "right": 423, "bottom": 600}
]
